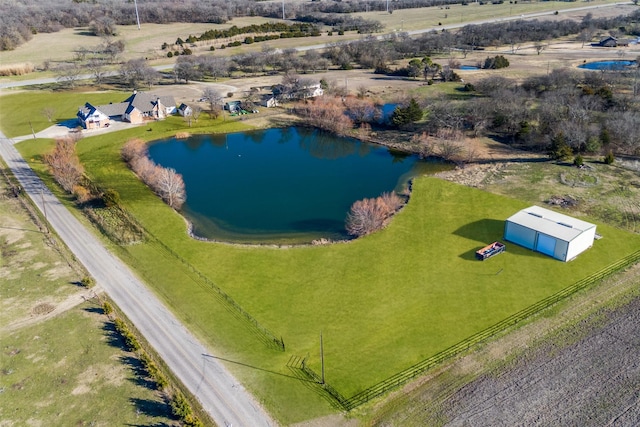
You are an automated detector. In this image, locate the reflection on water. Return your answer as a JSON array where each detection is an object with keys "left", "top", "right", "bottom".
[{"left": 148, "top": 127, "right": 452, "bottom": 243}]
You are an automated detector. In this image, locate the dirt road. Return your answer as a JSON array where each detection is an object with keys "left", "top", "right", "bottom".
[{"left": 0, "top": 131, "right": 275, "bottom": 426}]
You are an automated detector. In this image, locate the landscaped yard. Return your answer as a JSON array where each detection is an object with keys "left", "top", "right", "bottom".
[{"left": 13, "top": 118, "right": 640, "bottom": 424}]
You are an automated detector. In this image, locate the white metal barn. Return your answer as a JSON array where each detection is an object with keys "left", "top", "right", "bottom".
[{"left": 504, "top": 206, "right": 597, "bottom": 262}]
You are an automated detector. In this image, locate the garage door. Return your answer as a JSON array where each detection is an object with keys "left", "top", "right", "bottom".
[
  {"left": 505, "top": 222, "right": 536, "bottom": 249},
  {"left": 536, "top": 233, "right": 556, "bottom": 257}
]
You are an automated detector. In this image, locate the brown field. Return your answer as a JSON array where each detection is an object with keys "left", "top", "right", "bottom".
[{"left": 0, "top": 0, "right": 632, "bottom": 74}]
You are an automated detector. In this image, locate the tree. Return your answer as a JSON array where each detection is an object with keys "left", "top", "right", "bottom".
[
  {"left": 174, "top": 56, "right": 202, "bottom": 83},
  {"left": 55, "top": 63, "right": 83, "bottom": 88},
  {"left": 89, "top": 16, "right": 116, "bottom": 37},
  {"left": 202, "top": 87, "right": 223, "bottom": 118},
  {"left": 548, "top": 133, "right": 573, "bottom": 160},
  {"left": 42, "top": 107, "right": 56, "bottom": 122},
  {"left": 345, "top": 193, "right": 402, "bottom": 237},
  {"left": 120, "top": 58, "right": 159, "bottom": 89},
  {"left": 391, "top": 98, "right": 423, "bottom": 128},
  {"left": 87, "top": 59, "right": 108, "bottom": 86},
  {"left": 44, "top": 137, "right": 84, "bottom": 193},
  {"left": 156, "top": 168, "right": 186, "bottom": 209}
]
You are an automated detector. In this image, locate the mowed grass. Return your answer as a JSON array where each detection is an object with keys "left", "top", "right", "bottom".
[
  {"left": 0, "top": 90, "right": 131, "bottom": 138},
  {"left": 15, "top": 122, "right": 640, "bottom": 424}
]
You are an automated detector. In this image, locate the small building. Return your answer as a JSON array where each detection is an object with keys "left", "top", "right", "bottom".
[
  {"left": 261, "top": 94, "right": 278, "bottom": 108},
  {"left": 224, "top": 100, "right": 242, "bottom": 113},
  {"left": 504, "top": 206, "right": 596, "bottom": 262},
  {"left": 177, "top": 103, "right": 193, "bottom": 117},
  {"left": 597, "top": 36, "right": 630, "bottom": 48}
]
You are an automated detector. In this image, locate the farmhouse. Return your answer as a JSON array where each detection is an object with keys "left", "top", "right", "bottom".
[
  {"left": 597, "top": 36, "right": 630, "bottom": 47},
  {"left": 504, "top": 206, "right": 596, "bottom": 262},
  {"left": 77, "top": 91, "right": 177, "bottom": 128}
]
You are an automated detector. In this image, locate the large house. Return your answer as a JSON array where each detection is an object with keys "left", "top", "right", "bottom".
[{"left": 77, "top": 91, "right": 176, "bottom": 129}]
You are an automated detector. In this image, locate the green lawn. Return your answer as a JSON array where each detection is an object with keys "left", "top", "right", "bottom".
[
  {"left": 0, "top": 90, "right": 130, "bottom": 138},
  {"left": 15, "top": 122, "right": 640, "bottom": 424}
]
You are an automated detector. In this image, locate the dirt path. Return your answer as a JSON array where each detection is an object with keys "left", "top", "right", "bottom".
[{"left": 2, "top": 287, "right": 103, "bottom": 334}]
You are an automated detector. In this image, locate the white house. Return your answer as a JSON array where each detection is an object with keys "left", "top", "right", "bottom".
[
  {"left": 504, "top": 206, "right": 597, "bottom": 262},
  {"left": 177, "top": 103, "right": 193, "bottom": 116},
  {"left": 77, "top": 103, "right": 110, "bottom": 129}
]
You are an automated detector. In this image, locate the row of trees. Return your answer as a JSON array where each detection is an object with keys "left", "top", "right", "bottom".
[{"left": 122, "top": 139, "right": 186, "bottom": 210}]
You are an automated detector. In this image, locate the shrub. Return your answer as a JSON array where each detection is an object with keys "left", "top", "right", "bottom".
[
  {"left": 346, "top": 192, "right": 403, "bottom": 237},
  {"left": 80, "top": 276, "right": 94, "bottom": 288},
  {"left": 573, "top": 154, "right": 584, "bottom": 167},
  {"left": 604, "top": 150, "right": 615, "bottom": 165},
  {"left": 102, "top": 302, "right": 113, "bottom": 316},
  {"left": 73, "top": 185, "right": 91, "bottom": 203},
  {"left": 167, "top": 51, "right": 173, "bottom": 58},
  {"left": 103, "top": 188, "right": 120, "bottom": 207}
]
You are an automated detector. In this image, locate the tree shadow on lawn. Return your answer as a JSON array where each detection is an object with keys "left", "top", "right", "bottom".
[
  {"left": 126, "top": 398, "right": 174, "bottom": 427},
  {"left": 121, "top": 355, "right": 159, "bottom": 390}
]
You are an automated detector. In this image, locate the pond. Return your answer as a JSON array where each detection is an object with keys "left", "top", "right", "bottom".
[
  {"left": 148, "top": 127, "right": 452, "bottom": 243},
  {"left": 578, "top": 60, "right": 637, "bottom": 71},
  {"left": 459, "top": 65, "right": 480, "bottom": 70}
]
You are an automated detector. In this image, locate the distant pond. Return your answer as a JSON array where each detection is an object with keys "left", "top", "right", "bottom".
[
  {"left": 148, "top": 127, "right": 452, "bottom": 244},
  {"left": 578, "top": 60, "right": 637, "bottom": 71}
]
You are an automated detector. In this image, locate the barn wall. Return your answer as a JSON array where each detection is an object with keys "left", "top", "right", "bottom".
[{"left": 566, "top": 227, "right": 597, "bottom": 261}]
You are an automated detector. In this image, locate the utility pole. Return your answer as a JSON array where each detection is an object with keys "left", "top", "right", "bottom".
[
  {"left": 134, "top": 0, "right": 141, "bottom": 30},
  {"left": 282, "top": 0, "right": 285, "bottom": 20},
  {"left": 320, "top": 332, "right": 325, "bottom": 385}
]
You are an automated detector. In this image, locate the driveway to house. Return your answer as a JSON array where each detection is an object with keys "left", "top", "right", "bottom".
[{"left": 0, "top": 131, "right": 275, "bottom": 427}]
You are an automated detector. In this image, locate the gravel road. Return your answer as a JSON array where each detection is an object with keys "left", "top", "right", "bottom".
[{"left": 0, "top": 132, "right": 275, "bottom": 427}]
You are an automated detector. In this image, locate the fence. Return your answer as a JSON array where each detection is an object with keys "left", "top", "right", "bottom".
[
  {"left": 146, "top": 236, "right": 286, "bottom": 352},
  {"left": 300, "top": 249, "right": 640, "bottom": 411},
  {"left": 85, "top": 180, "right": 285, "bottom": 352}
]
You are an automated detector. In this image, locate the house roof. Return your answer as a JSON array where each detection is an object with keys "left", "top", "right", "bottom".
[
  {"left": 122, "top": 92, "right": 176, "bottom": 113},
  {"left": 78, "top": 102, "right": 108, "bottom": 120},
  {"left": 506, "top": 206, "right": 596, "bottom": 242},
  {"left": 96, "top": 102, "right": 129, "bottom": 117}
]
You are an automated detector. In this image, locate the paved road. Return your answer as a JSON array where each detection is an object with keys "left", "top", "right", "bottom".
[{"left": 0, "top": 131, "right": 275, "bottom": 427}]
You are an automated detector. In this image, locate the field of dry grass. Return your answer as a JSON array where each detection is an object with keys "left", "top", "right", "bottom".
[{"left": 0, "top": 0, "right": 630, "bottom": 73}]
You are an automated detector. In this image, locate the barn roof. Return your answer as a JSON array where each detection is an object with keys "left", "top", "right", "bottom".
[{"left": 506, "top": 206, "right": 596, "bottom": 242}]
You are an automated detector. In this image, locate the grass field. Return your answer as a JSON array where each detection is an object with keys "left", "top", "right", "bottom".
[
  {"left": 0, "top": 163, "right": 176, "bottom": 426},
  {"left": 13, "top": 114, "right": 640, "bottom": 424}
]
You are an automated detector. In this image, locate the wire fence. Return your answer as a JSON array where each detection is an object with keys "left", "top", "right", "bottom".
[
  {"left": 299, "top": 249, "right": 640, "bottom": 411},
  {"left": 86, "top": 180, "right": 285, "bottom": 352}
]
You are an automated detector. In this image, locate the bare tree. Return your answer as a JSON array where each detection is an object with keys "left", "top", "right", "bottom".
[
  {"left": 55, "top": 63, "right": 83, "bottom": 88},
  {"left": 346, "top": 197, "right": 387, "bottom": 237},
  {"left": 42, "top": 107, "right": 56, "bottom": 122},
  {"left": 202, "top": 87, "right": 223, "bottom": 118},
  {"left": 87, "top": 58, "right": 108, "bottom": 86},
  {"left": 156, "top": 167, "right": 186, "bottom": 209},
  {"left": 120, "top": 58, "right": 159, "bottom": 90},
  {"left": 534, "top": 41, "right": 547, "bottom": 56},
  {"left": 44, "top": 137, "right": 84, "bottom": 193},
  {"left": 191, "top": 105, "right": 202, "bottom": 122}
]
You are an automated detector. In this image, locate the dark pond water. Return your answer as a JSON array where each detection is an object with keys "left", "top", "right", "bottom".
[
  {"left": 578, "top": 60, "right": 636, "bottom": 71},
  {"left": 148, "top": 127, "right": 452, "bottom": 243}
]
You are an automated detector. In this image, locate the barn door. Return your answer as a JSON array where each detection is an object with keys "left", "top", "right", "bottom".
[{"left": 536, "top": 233, "right": 556, "bottom": 257}]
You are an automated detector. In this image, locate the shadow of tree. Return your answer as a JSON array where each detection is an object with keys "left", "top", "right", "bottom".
[
  {"left": 128, "top": 397, "right": 173, "bottom": 421},
  {"left": 121, "top": 355, "right": 158, "bottom": 390}
]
